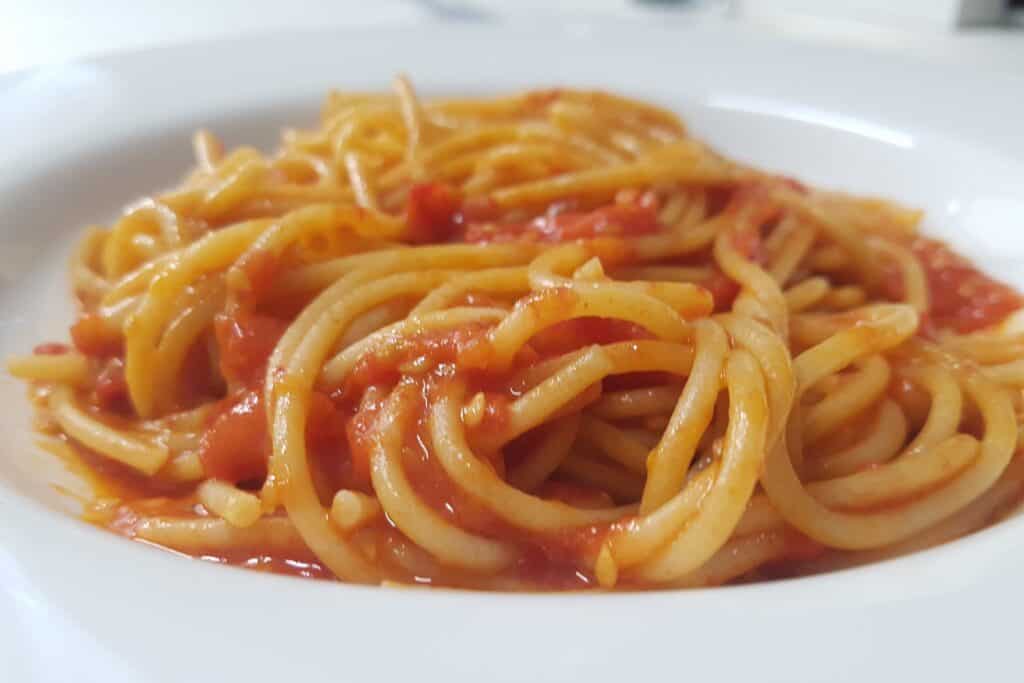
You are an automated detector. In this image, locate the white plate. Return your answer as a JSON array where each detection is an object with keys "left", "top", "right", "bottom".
[{"left": 2, "top": 20, "right": 1024, "bottom": 683}]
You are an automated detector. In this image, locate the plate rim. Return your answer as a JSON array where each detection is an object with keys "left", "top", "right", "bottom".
[{"left": 1, "top": 19, "right": 1022, "bottom": 683}]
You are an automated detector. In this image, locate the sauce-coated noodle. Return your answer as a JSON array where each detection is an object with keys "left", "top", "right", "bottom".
[{"left": 8, "top": 80, "right": 1024, "bottom": 590}]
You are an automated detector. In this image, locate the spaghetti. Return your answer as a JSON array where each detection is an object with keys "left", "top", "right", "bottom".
[{"left": 9, "top": 79, "right": 1024, "bottom": 590}]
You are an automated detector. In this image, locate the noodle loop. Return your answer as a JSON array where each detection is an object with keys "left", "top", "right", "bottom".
[{"left": 9, "top": 81, "right": 1024, "bottom": 590}]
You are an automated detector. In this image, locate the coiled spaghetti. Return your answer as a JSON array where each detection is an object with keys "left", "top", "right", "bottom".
[{"left": 9, "top": 79, "right": 1024, "bottom": 590}]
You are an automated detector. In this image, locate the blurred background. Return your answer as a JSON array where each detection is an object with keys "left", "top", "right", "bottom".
[{"left": 0, "top": 0, "right": 1021, "bottom": 74}]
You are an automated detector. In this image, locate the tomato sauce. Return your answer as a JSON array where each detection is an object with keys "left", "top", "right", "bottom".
[
  {"left": 529, "top": 317, "right": 652, "bottom": 357},
  {"left": 211, "top": 554, "right": 332, "bottom": 580},
  {"left": 70, "top": 313, "right": 122, "bottom": 357},
  {"left": 213, "top": 310, "right": 289, "bottom": 386},
  {"left": 199, "top": 385, "right": 350, "bottom": 487},
  {"left": 325, "top": 322, "right": 639, "bottom": 588},
  {"left": 199, "top": 389, "right": 268, "bottom": 483},
  {"left": 33, "top": 342, "right": 71, "bottom": 355},
  {"left": 53, "top": 169, "right": 982, "bottom": 590},
  {"left": 404, "top": 417, "right": 500, "bottom": 532},
  {"left": 658, "top": 183, "right": 773, "bottom": 312},
  {"left": 701, "top": 217, "right": 764, "bottom": 312},
  {"left": 911, "top": 237, "right": 1023, "bottom": 333},
  {"left": 343, "top": 386, "right": 388, "bottom": 490},
  {"left": 194, "top": 301, "right": 352, "bottom": 485},
  {"left": 462, "top": 203, "right": 660, "bottom": 244},
  {"left": 103, "top": 500, "right": 333, "bottom": 579},
  {"left": 702, "top": 271, "right": 741, "bottom": 311},
  {"left": 177, "top": 339, "right": 222, "bottom": 409},
  {"left": 401, "top": 407, "right": 611, "bottom": 589},
  {"left": 405, "top": 182, "right": 463, "bottom": 243},
  {"left": 537, "top": 480, "right": 615, "bottom": 510},
  {"left": 94, "top": 358, "right": 130, "bottom": 412},
  {"left": 236, "top": 249, "right": 281, "bottom": 304}
]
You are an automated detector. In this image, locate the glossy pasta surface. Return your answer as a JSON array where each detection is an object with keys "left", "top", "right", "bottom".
[{"left": 9, "top": 80, "right": 1024, "bottom": 590}]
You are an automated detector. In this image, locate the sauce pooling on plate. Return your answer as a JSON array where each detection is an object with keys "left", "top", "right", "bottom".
[{"left": 9, "top": 80, "right": 1024, "bottom": 590}]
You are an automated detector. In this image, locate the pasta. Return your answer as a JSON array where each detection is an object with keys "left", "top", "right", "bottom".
[{"left": 9, "top": 78, "right": 1024, "bottom": 590}]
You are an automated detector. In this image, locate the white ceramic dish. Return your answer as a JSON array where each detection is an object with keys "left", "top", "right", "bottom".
[{"left": 2, "top": 20, "right": 1023, "bottom": 683}]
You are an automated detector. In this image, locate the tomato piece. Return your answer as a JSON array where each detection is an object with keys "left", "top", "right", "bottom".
[
  {"left": 344, "top": 390, "right": 386, "bottom": 489},
  {"left": 33, "top": 342, "right": 71, "bottom": 355},
  {"left": 95, "top": 358, "right": 130, "bottom": 413},
  {"left": 341, "top": 323, "right": 491, "bottom": 397},
  {"left": 702, "top": 269, "right": 740, "bottom": 311},
  {"left": 199, "top": 387, "right": 348, "bottom": 485},
  {"left": 464, "top": 203, "right": 660, "bottom": 244},
  {"left": 199, "top": 390, "right": 268, "bottom": 484},
  {"left": 474, "top": 392, "right": 510, "bottom": 437},
  {"left": 237, "top": 249, "right": 280, "bottom": 304},
  {"left": 783, "top": 530, "right": 826, "bottom": 562},
  {"left": 545, "top": 204, "right": 660, "bottom": 242},
  {"left": 406, "top": 183, "right": 462, "bottom": 243},
  {"left": 177, "top": 340, "right": 219, "bottom": 408},
  {"left": 730, "top": 228, "right": 762, "bottom": 261},
  {"left": 459, "top": 196, "right": 500, "bottom": 222},
  {"left": 70, "top": 313, "right": 121, "bottom": 357},
  {"left": 213, "top": 311, "right": 289, "bottom": 385},
  {"left": 912, "top": 237, "right": 1023, "bottom": 333},
  {"left": 307, "top": 391, "right": 346, "bottom": 449}
]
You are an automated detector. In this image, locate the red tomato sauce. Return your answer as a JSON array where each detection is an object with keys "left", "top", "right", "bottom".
[
  {"left": 537, "top": 480, "right": 616, "bottom": 510},
  {"left": 176, "top": 340, "right": 222, "bottom": 409},
  {"left": 329, "top": 324, "right": 639, "bottom": 588},
  {"left": 70, "top": 313, "right": 122, "bottom": 357},
  {"left": 213, "top": 310, "right": 290, "bottom": 386},
  {"left": 529, "top": 317, "right": 652, "bottom": 357},
  {"left": 660, "top": 183, "right": 774, "bottom": 313},
  {"left": 911, "top": 237, "right": 1023, "bottom": 333},
  {"left": 104, "top": 501, "right": 333, "bottom": 579},
  {"left": 52, "top": 437, "right": 189, "bottom": 503},
  {"left": 236, "top": 249, "right": 281, "bottom": 304},
  {"left": 95, "top": 358, "right": 130, "bottom": 413},
  {"left": 339, "top": 322, "right": 491, "bottom": 397},
  {"left": 197, "top": 303, "right": 349, "bottom": 484},
  {"left": 402, "top": 392, "right": 612, "bottom": 590},
  {"left": 405, "top": 182, "right": 463, "bottom": 243},
  {"left": 730, "top": 226, "right": 763, "bottom": 261},
  {"left": 211, "top": 554, "right": 332, "bottom": 580},
  {"left": 33, "top": 342, "right": 71, "bottom": 355},
  {"left": 198, "top": 385, "right": 350, "bottom": 486},
  {"left": 462, "top": 203, "right": 661, "bottom": 244},
  {"left": 702, "top": 271, "right": 741, "bottom": 311},
  {"left": 703, "top": 226, "right": 762, "bottom": 311},
  {"left": 52, "top": 172, "right": 867, "bottom": 589},
  {"left": 199, "top": 389, "right": 269, "bottom": 483},
  {"left": 343, "top": 387, "right": 389, "bottom": 490}
]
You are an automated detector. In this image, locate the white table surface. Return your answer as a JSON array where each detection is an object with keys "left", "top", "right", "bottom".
[{"left": 1, "top": 0, "right": 1022, "bottom": 75}]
